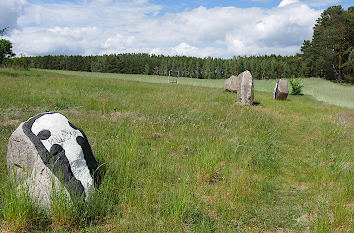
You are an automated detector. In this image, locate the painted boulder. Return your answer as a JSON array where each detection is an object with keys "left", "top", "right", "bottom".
[
  {"left": 7, "top": 112, "right": 99, "bottom": 207},
  {"left": 236, "top": 70, "right": 254, "bottom": 105},
  {"left": 273, "top": 79, "right": 288, "bottom": 100}
]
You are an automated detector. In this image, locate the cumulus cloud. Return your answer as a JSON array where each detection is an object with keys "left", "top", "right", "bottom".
[
  {"left": 3, "top": 0, "right": 322, "bottom": 57},
  {"left": 142, "top": 2, "right": 320, "bottom": 56},
  {"left": 9, "top": 27, "right": 102, "bottom": 55}
]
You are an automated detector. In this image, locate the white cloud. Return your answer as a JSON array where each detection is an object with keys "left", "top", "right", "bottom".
[
  {"left": 0, "top": 0, "right": 27, "bottom": 32},
  {"left": 9, "top": 27, "right": 102, "bottom": 55},
  {"left": 101, "top": 33, "right": 137, "bottom": 54},
  {"left": 303, "top": 0, "right": 340, "bottom": 7},
  {"left": 3, "top": 0, "right": 322, "bottom": 58},
  {"left": 133, "top": 0, "right": 149, "bottom": 4},
  {"left": 170, "top": 42, "right": 224, "bottom": 57},
  {"left": 144, "top": 3, "right": 319, "bottom": 56},
  {"left": 278, "top": 0, "right": 299, "bottom": 7}
]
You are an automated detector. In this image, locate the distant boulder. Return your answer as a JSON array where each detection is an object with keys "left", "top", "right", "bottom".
[
  {"left": 236, "top": 70, "right": 254, "bottom": 105},
  {"left": 224, "top": 75, "right": 239, "bottom": 93},
  {"left": 273, "top": 79, "right": 289, "bottom": 100},
  {"left": 7, "top": 112, "right": 99, "bottom": 208}
]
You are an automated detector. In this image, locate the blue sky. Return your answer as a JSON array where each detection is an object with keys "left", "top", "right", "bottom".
[{"left": 1, "top": 0, "right": 352, "bottom": 57}]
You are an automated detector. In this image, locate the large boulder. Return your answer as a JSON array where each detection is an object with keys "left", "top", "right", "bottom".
[
  {"left": 224, "top": 77, "right": 232, "bottom": 92},
  {"left": 224, "top": 75, "right": 240, "bottom": 93},
  {"left": 7, "top": 112, "right": 99, "bottom": 208},
  {"left": 236, "top": 70, "right": 254, "bottom": 105},
  {"left": 273, "top": 79, "right": 288, "bottom": 100}
]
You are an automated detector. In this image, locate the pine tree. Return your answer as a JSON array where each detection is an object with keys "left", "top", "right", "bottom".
[{"left": 302, "top": 5, "right": 353, "bottom": 82}]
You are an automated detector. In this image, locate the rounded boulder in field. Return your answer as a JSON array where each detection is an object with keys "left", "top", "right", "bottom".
[
  {"left": 273, "top": 79, "right": 289, "bottom": 100},
  {"left": 224, "top": 75, "right": 240, "bottom": 93},
  {"left": 7, "top": 112, "right": 99, "bottom": 208}
]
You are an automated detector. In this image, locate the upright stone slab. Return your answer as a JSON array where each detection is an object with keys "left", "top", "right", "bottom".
[
  {"left": 273, "top": 79, "right": 288, "bottom": 100},
  {"left": 236, "top": 70, "right": 254, "bottom": 105},
  {"left": 7, "top": 112, "right": 99, "bottom": 208}
]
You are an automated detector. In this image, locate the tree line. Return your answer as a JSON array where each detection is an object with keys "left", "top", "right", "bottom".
[{"left": 10, "top": 54, "right": 305, "bottom": 80}]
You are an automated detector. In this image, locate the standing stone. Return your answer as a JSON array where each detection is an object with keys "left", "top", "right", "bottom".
[
  {"left": 273, "top": 79, "right": 289, "bottom": 100},
  {"left": 7, "top": 112, "right": 99, "bottom": 208},
  {"left": 236, "top": 70, "right": 254, "bottom": 105}
]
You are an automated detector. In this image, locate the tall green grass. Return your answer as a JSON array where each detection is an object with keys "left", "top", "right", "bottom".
[
  {"left": 0, "top": 68, "right": 353, "bottom": 232},
  {"left": 0, "top": 179, "right": 49, "bottom": 232}
]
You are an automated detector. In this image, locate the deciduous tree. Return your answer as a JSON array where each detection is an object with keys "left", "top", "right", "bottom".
[{"left": 0, "top": 27, "right": 16, "bottom": 64}]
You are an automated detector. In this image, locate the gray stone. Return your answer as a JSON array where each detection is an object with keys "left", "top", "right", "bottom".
[
  {"left": 224, "top": 75, "right": 240, "bottom": 93},
  {"left": 7, "top": 112, "right": 99, "bottom": 208},
  {"left": 7, "top": 122, "right": 70, "bottom": 208},
  {"left": 224, "top": 76, "right": 233, "bottom": 92},
  {"left": 236, "top": 70, "right": 254, "bottom": 105},
  {"left": 273, "top": 79, "right": 288, "bottom": 100}
]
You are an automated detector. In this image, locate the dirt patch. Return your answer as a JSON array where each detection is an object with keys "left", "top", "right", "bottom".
[
  {"left": 294, "top": 182, "right": 309, "bottom": 192},
  {"left": 207, "top": 171, "right": 223, "bottom": 185},
  {"left": 336, "top": 111, "right": 353, "bottom": 127},
  {"left": 296, "top": 213, "right": 312, "bottom": 224},
  {"left": 341, "top": 162, "right": 353, "bottom": 172},
  {"left": 0, "top": 222, "right": 12, "bottom": 233},
  {"left": 150, "top": 132, "right": 163, "bottom": 140},
  {"left": 0, "top": 119, "right": 20, "bottom": 127},
  {"left": 274, "top": 228, "right": 293, "bottom": 233},
  {"left": 59, "top": 106, "right": 84, "bottom": 116},
  {"left": 110, "top": 111, "right": 134, "bottom": 121},
  {"left": 108, "top": 111, "right": 146, "bottom": 122},
  {"left": 252, "top": 106, "right": 283, "bottom": 122},
  {"left": 60, "top": 109, "right": 147, "bottom": 123}
]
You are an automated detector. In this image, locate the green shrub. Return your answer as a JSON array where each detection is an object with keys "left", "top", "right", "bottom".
[{"left": 289, "top": 77, "right": 304, "bottom": 95}]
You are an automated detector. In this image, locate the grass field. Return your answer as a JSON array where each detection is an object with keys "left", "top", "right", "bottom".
[
  {"left": 45, "top": 69, "right": 354, "bottom": 109},
  {"left": 0, "top": 68, "right": 353, "bottom": 232}
]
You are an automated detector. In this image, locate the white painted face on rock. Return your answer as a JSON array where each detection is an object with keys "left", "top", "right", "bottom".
[{"left": 31, "top": 113, "right": 94, "bottom": 197}]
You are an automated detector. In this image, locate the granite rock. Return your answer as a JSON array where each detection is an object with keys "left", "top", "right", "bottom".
[
  {"left": 273, "top": 79, "right": 289, "bottom": 100},
  {"left": 236, "top": 70, "right": 254, "bottom": 105}
]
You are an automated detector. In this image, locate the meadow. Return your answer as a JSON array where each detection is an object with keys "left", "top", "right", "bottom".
[
  {"left": 36, "top": 69, "right": 354, "bottom": 109},
  {"left": 0, "top": 68, "right": 353, "bottom": 232}
]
